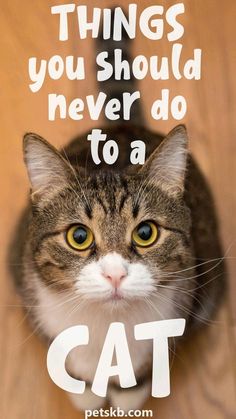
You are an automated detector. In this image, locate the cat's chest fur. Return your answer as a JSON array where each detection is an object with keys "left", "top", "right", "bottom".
[{"left": 33, "top": 277, "right": 175, "bottom": 383}]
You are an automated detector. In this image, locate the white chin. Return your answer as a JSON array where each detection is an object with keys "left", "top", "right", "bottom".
[{"left": 104, "top": 292, "right": 142, "bottom": 304}]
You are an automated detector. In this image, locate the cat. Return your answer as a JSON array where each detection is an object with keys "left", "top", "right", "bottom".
[{"left": 9, "top": 12, "right": 226, "bottom": 413}]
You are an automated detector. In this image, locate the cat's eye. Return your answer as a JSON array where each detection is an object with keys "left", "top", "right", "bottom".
[
  {"left": 132, "top": 221, "right": 158, "bottom": 247},
  {"left": 66, "top": 225, "right": 94, "bottom": 251}
]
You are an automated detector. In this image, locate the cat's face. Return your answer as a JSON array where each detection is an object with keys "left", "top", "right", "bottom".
[{"left": 23, "top": 126, "right": 193, "bottom": 310}]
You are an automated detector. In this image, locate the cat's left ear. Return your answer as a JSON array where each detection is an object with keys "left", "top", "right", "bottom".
[{"left": 140, "top": 125, "right": 188, "bottom": 195}]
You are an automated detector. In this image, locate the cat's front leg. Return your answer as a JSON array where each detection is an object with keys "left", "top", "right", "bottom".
[
  {"left": 68, "top": 388, "right": 106, "bottom": 411},
  {"left": 108, "top": 380, "right": 151, "bottom": 412}
]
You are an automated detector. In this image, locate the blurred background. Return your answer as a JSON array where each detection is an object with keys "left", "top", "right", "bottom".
[{"left": 0, "top": 1, "right": 236, "bottom": 418}]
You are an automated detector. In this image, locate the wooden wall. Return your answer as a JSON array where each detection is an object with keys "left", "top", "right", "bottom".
[{"left": 0, "top": 1, "right": 235, "bottom": 417}]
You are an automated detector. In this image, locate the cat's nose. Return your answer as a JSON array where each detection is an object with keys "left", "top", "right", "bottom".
[{"left": 103, "top": 267, "right": 127, "bottom": 288}]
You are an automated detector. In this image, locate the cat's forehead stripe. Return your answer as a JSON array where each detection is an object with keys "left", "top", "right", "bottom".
[
  {"left": 132, "top": 202, "right": 140, "bottom": 218},
  {"left": 84, "top": 203, "right": 92, "bottom": 219},
  {"left": 118, "top": 193, "right": 129, "bottom": 213},
  {"left": 89, "top": 172, "right": 131, "bottom": 215}
]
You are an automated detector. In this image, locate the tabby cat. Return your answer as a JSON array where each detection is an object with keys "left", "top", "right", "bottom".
[{"left": 10, "top": 17, "right": 225, "bottom": 412}]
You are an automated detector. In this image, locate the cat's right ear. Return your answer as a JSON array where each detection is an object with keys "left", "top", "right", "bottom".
[
  {"left": 23, "top": 133, "right": 72, "bottom": 201},
  {"left": 139, "top": 125, "right": 188, "bottom": 196}
]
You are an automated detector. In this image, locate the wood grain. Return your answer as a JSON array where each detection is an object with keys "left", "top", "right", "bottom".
[{"left": 0, "top": 1, "right": 236, "bottom": 418}]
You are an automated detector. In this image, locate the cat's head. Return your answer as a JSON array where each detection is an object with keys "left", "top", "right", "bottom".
[{"left": 23, "top": 126, "right": 193, "bottom": 309}]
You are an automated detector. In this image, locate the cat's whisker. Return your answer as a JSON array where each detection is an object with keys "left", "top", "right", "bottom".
[
  {"left": 76, "top": 148, "right": 93, "bottom": 206},
  {"left": 5, "top": 291, "right": 81, "bottom": 311},
  {"left": 160, "top": 259, "right": 224, "bottom": 283},
  {"left": 153, "top": 290, "right": 223, "bottom": 326},
  {"left": 132, "top": 158, "right": 163, "bottom": 208},
  {"left": 60, "top": 298, "right": 87, "bottom": 325},
  {"left": 12, "top": 319, "right": 47, "bottom": 349},
  {"left": 144, "top": 296, "right": 165, "bottom": 320},
  {"left": 160, "top": 240, "right": 235, "bottom": 277},
  {"left": 143, "top": 296, "right": 179, "bottom": 367},
  {"left": 159, "top": 257, "right": 225, "bottom": 278},
  {"left": 61, "top": 146, "right": 92, "bottom": 211},
  {"left": 187, "top": 272, "right": 223, "bottom": 292},
  {"left": 133, "top": 173, "right": 156, "bottom": 209},
  {"left": 12, "top": 297, "right": 88, "bottom": 350},
  {"left": 154, "top": 283, "right": 209, "bottom": 314}
]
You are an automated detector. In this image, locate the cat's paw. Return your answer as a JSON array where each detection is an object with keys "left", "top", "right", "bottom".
[
  {"left": 108, "top": 380, "right": 151, "bottom": 412},
  {"left": 68, "top": 389, "right": 106, "bottom": 411}
]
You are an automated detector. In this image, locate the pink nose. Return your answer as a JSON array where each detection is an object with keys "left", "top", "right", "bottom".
[{"left": 103, "top": 268, "right": 127, "bottom": 288}]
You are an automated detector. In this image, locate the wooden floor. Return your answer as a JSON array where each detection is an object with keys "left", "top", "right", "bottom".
[{"left": 1, "top": 1, "right": 236, "bottom": 418}]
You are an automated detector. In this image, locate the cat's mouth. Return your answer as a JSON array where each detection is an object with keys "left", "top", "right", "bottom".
[{"left": 109, "top": 288, "right": 124, "bottom": 301}]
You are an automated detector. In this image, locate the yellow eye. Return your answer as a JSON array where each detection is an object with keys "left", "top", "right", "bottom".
[
  {"left": 66, "top": 225, "right": 94, "bottom": 251},
  {"left": 132, "top": 221, "right": 158, "bottom": 247}
]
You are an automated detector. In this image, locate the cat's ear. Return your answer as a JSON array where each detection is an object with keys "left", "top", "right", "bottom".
[
  {"left": 23, "top": 133, "right": 71, "bottom": 200},
  {"left": 140, "top": 125, "right": 188, "bottom": 195}
]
